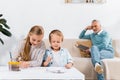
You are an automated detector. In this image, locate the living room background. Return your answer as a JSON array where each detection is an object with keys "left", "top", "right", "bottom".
[{"left": 0, "top": 0, "right": 120, "bottom": 67}]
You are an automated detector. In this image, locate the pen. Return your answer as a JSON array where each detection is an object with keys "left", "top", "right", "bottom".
[{"left": 9, "top": 52, "right": 12, "bottom": 61}]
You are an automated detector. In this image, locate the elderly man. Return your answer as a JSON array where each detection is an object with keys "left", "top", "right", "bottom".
[{"left": 79, "top": 19, "right": 114, "bottom": 80}]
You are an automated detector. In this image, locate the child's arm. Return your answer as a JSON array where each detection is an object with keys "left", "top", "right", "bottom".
[
  {"left": 43, "top": 56, "right": 52, "bottom": 67},
  {"left": 28, "top": 41, "right": 46, "bottom": 67},
  {"left": 64, "top": 49, "right": 73, "bottom": 69},
  {"left": 19, "top": 61, "right": 30, "bottom": 68},
  {"left": 65, "top": 62, "right": 73, "bottom": 69}
]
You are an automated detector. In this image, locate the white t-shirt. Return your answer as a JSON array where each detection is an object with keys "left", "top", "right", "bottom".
[{"left": 51, "top": 51, "right": 61, "bottom": 67}]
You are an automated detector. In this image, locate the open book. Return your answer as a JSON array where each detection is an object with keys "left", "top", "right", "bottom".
[{"left": 77, "top": 44, "right": 89, "bottom": 51}]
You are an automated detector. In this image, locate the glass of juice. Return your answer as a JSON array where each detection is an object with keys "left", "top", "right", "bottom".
[{"left": 8, "top": 61, "right": 20, "bottom": 71}]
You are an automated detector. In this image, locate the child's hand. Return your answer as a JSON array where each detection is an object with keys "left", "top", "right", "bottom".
[
  {"left": 46, "top": 56, "right": 52, "bottom": 63},
  {"left": 19, "top": 61, "right": 29, "bottom": 68},
  {"left": 65, "top": 63, "right": 73, "bottom": 69},
  {"left": 43, "top": 56, "right": 52, "bottom": 67}
]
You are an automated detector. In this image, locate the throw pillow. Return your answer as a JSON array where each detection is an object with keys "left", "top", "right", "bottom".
[{"left": 75, "top": 39, "right": 92, "bottom": 58}]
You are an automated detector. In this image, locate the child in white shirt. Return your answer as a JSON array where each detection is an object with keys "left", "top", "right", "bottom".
[{"left": 43, "top": 29, "right": 73, "bottom": 69}]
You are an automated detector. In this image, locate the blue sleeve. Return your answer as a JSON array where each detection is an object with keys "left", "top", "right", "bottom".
[
  {"left": 43, "top": 50, "right": 47, "bottom": 61},
  {"left": 79, "top": 30, "right": 91, "bottom": 40},
  {"left": 43, "top": 50, "right": 51, "bottom": 61},
  {"left": 43, "top": 49, "right": 52, "bottom": 66}
]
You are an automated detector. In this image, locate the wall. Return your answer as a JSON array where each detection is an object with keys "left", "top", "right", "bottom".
[
  {"left": 0, "top": 0, "right": 120, "bottom": 65},
  {"left": 0, "top": 0, "right": 120, "bottom": 39}
]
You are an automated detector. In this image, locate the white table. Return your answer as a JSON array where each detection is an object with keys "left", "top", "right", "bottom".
[{"left": 0, "top": 66, "right": 85, "bottom": 80}]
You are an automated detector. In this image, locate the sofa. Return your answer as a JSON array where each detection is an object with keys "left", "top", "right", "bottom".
[
  {"left": 0, "top": 38, "right": 120, "bottom": 80},
  {"left": 44, "top": 39, "right": 120, "bottom": 80}
]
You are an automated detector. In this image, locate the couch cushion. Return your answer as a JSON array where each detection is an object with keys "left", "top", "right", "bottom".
[
  {"left": 112, "top": 40, "right": 120, "bottom": 57},
  {"left": 102, "top": 58, "right": 120, "bottom": 80}
]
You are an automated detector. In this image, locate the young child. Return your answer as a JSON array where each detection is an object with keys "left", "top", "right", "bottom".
[
  {"left": 43, "top": 29, "right": 73, "bottom": 69},
  {"left": 13, "top": 25, "right": 46, "bottom": 68}
]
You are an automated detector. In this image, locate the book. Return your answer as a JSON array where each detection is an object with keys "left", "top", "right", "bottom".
[{"left": 77, "top": 44, "right": 89, "bottom": 51}]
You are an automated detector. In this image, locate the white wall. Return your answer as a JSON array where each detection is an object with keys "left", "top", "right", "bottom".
[
  {"left": 0, "top": 0, "right": 120, "bottom": 65},
  {"left": 0, "top": 0, "right": 120, "bottom": 39}
]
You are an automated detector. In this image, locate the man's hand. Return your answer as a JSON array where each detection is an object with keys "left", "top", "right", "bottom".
[
  {"left": 84, "top": 49, "right": 90, "bottom": 54},
  {"left": 85, "top": 26, "right": 92, "bottom": 30}
]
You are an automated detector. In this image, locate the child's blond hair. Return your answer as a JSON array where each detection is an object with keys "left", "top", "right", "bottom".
[
  {"left": 49, "top": 29, "right": 64, "bottom": 42},
  {"left": 20, "top": 25, "right": 44, "bottom": 61}
]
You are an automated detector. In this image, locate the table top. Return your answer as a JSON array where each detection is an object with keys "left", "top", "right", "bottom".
[{"left": 0, "top": 66, "right": 85, "bottom": 80}]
